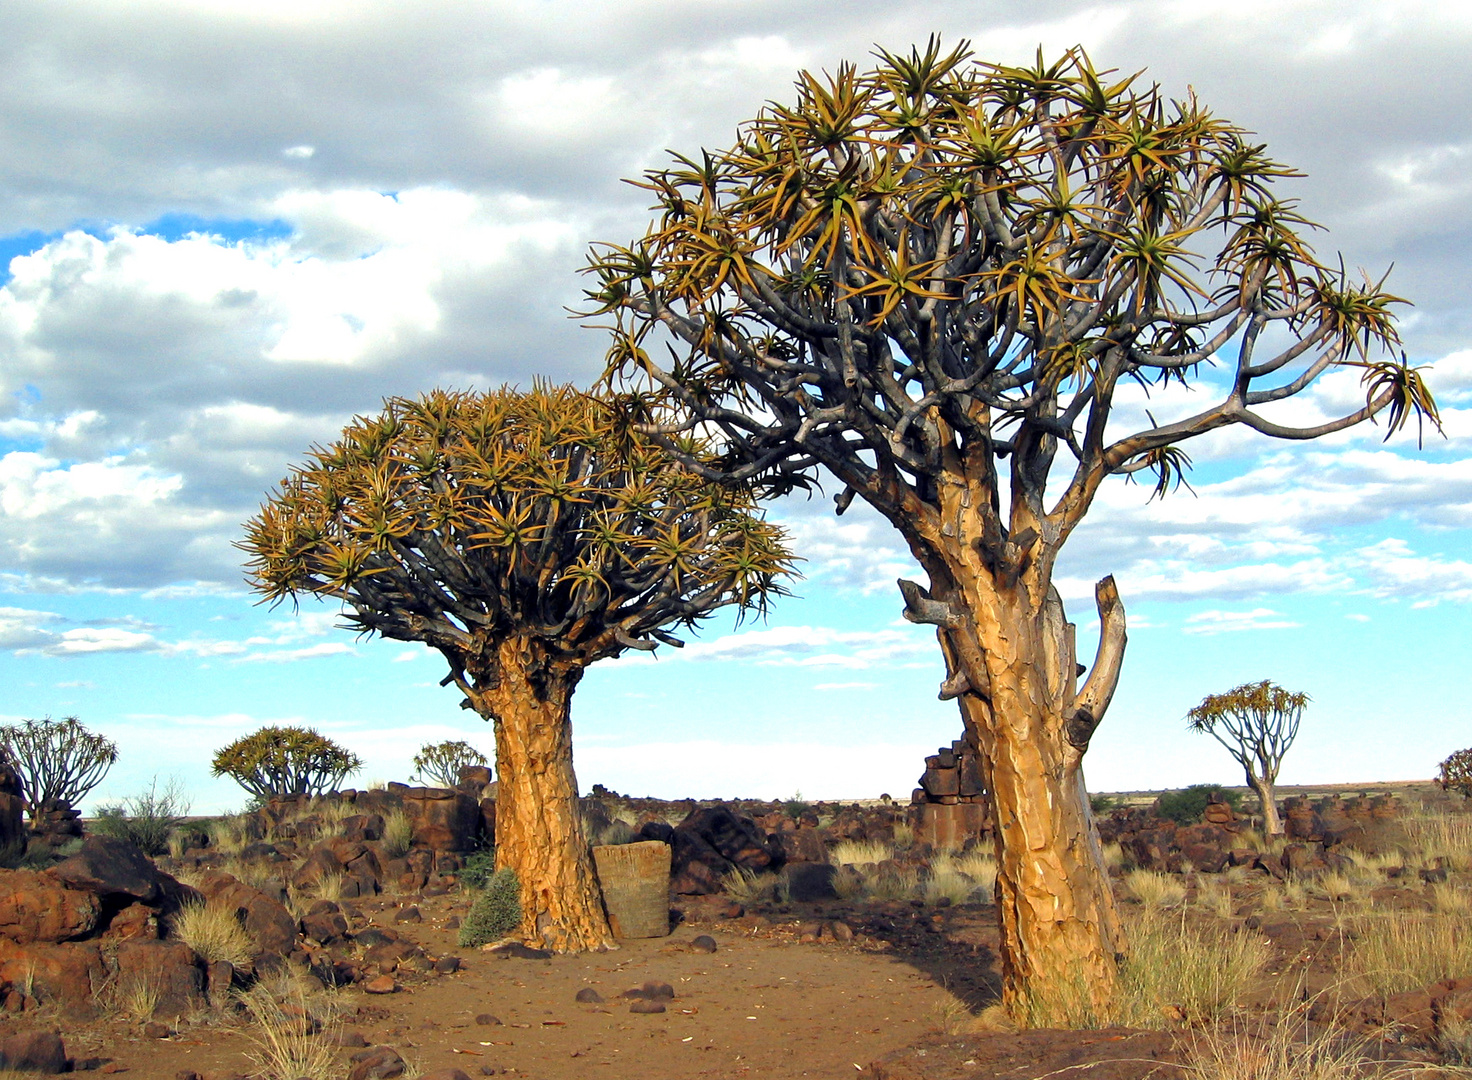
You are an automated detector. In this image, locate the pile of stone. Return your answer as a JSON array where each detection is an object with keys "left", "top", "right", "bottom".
[
  {"left": 0, "top": 834, "right": 296, "bottom": 1019},
  {"left": 173, "top": 766, "right": 497, "bottom": 896},
  {"left": 911, "top": 738, "right": 991, "bottom": 849}
]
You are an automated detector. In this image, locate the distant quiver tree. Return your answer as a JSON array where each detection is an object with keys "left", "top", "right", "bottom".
[
  {"left": 211, "top": 725, "right": 363, "bottom": 802},
  {"left": 582, "top": 40, "right": 1440, "bottom": 1018},
  {"left": 1186, "top": 680, "right": 1308, "bottom": 835},
  {"left": 1439, "top": 748, "right": 1472, "bottom": 799},
  {"left": 239, "top": 385, "right": 795, "bottom": 952},
  {"left": 413, "top": 739, "right": 489, "bottom": 789},
  {"left": 0, "top": 716, "right": 117, "bottom": 819}
]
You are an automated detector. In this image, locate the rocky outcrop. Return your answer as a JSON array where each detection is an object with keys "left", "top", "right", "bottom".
[
  {"left": 0, "top": 938, "right": 106, "bottom": 1014},
  {"left": 191, "top": 870, "right": 298, "bottom": 967},
  {"left": 0, "top": 870, "right": 100, "bottom": 943},
  {"left": 53, "top": 835, "right": 162, "bottom": 901},
  {"left": 659, "top": 806, "right": 783, "bottom": 895}
]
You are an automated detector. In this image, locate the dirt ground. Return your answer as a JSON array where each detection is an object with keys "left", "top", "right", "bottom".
[{"left": 49, "top": 893, "right": 1024, "bottom": 1079}]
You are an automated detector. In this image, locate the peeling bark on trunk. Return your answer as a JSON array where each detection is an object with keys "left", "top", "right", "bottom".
[
  {"left": 470, "top": 636, "right": 613, "bottom": 953},
  {"left": 892, "top": 468, "right": 1126, "bottom": 1025},
  {"left": 1251, "top": 777, "right": 1282, "bottom": 836}
]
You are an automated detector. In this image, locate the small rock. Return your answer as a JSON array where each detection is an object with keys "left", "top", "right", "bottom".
[
  {"left": 629, "top": 1000, "right": 666, "bottom": 1014},
  {"left": 444, "top": 916, "right": 461, "bottom": 929},
  {"left": 347, "top": 1045, "right": 406, "bottom": 1080},
  {"left": 433, "top": 955, "right": 462, "bottom": 974},
  {"left": 363, "top": 975, "right": 398, "bottom": 995},
  {"left": 623, "top": 980, "right": 675, "bottom": 1000},
  {"left": 417, "top": 1071, "right": 473, "bottom": 1080},
  {"left": 474, "top": 1013, "right": 502, "bottom": 1026},
  {"left": 830, "top": 920, "right": 854, "bottom": 942},
  {"left": 99, "top": 1066, "right": 126, "bottom": 1076},
  {"left": 333, "top": 1030, "right": 371, "bottom": 1048},
  {"left": 575, "top": 987, "right": 604, "bottom": 1003},
  {"left": 175, "top": 1072, "right": 200, "bottom": 1080},
  {"left": 0, "top": 1029, "right": 69, "bottom": 1072},
  {"left": 142, "top": 1020, "right": 171, "bottom": 1039},
  {"left": 393, "top": 906, "right": 423, "bottom": 924},
  {"left": 689, "top": 934, "right": 717, "bottom": 954},
  {"left": 487, "top": 943, "right": 551, "bottom": 960},
  {"left": 720, "top": 903, "right": 744, "bottom": 919},
  {"left": 1421, "top": 867, "right": 1450, "bottom": 884}
]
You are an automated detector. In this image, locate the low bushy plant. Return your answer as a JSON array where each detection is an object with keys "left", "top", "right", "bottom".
[
  {"left": 381, "top": 808, "right": 413, "bottom": 859},
  {"left": 459, "top": 850, "right": 496, "bottom": 889},
  {"left": 171, "top": 899, "right": 255, "bottom": 966},
  {"left": 458, "top": 867, "right": 521, "bottom": 947},
  {"left": 1156, "top": 784, "right": 1242, "bottom": 825},
  {"left": 90, "top": 776, "right": 190, "bottom": 855}
]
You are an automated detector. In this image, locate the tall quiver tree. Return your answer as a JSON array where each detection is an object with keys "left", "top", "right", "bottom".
[
  {"left": 584, "top": 41, "right": 1440, "bottom": 1018},
  {"left": 240, "top": 386, "right": 794, "bottom": 951},
  {"left": 1187, "top": 680, "right": 1308, "bottom": 836}
]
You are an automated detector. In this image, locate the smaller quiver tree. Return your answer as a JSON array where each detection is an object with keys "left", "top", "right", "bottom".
[
  {"left": 0, "top": 716, "right": 117, "bottom": 819},
  {"left": 414, "top": 739, "right": 490, "bottom": 788},
  {"left": 239, "top": 385, "right": 795, "bottom": 952},
  {"left": 1439, "top": 748, "right": 1472, "bottom": 799},
  {"left": 1186, "top": 680, "right": 1307, "bottom": 835},
  {"left": 212, "top": 725, "right": 363, "bottom": 802}
]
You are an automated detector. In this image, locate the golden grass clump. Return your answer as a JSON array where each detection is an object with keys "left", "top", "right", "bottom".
[
  {"left": 1115, "top": 908, "right": 1269, "bottom": 1028},
  {"left": 1350, "top": 907, "right": 1472, "bottom": 996},
  {"left": 923, "top": 857, "right": 979, "bottom": 906},
  {"left": 1101, "top": 842, "right": 1129, "bottom": 872},
  {"left": 721, "top": 868, "right": 781, "bottom": 905},
  {"left": 953, "top": 849, "right": 998, "bottom": 895},
  {"left": 1431, "top": 882, "right": 1472, "bottom": 915},
  {"left": 830, "top": 839, "right": 892, "bottom": 867},
  {"left": 1123, "top": 869, "right": 1187, "bottom": 909},
  {"left": 1184, "top": 1020, "right": 1390, "bottom": 1080},
  {"left": 380, "top": 808, "right": 414, "bottom": 859},
  {"left": 867, "top": 864, "right": 920, "bottom": 903},
  {"left": 114, "top": 976, "right": 160, "bottom": 1023},
  {"left": 1403, "top": 813, "right": 1472, "bottom": 873},
  {"left": 1196, "top": 879, "right": 1235, "bottom": 919},
  {"left": 238, "top": 985, "right": 339, "bottom": 1080},
  {"left": 207, "top": 815, "right": 250, "bottom": 856},
  {"left": 832, "top": 865, "right": 866, "bottom": 901},
  {"left": 891, "top": 822, "right": 914, "bottom": 847},
  {"left": 171, "top": 900, "right": 256, "bottom": 967}
]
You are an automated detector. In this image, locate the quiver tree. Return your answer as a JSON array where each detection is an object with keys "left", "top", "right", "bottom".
[
  {"left": 1437, "top": 748, "right": 1472, "bottom": 798},
  {"left": 413, "top": 739, "right": 490, "bottom": 788},
  {"left": 240, "top": 385, "right": 794, "bottom": 952},
  {"left": 1186, "top": 681, "right": 1308, "bottom": 835},
  {"left": 211, "top": 725, "right": 363, "bottom": 801},
  {"left": 582, "top": 41, "right": 1439, "bottom": 1018},
  {"left": 0, "top": 716, "right": 117, "bottom": 819}
]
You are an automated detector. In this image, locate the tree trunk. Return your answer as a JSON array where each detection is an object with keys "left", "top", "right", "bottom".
[
  {"left": 893, "top": 477, "right": 1126, "bottom": 1026},
  {"left": 471, "top": 635, "right": 614, "bottom": 953},
  {"left": 1251, "top": 776, "right": 1282, "bottom": 836}
]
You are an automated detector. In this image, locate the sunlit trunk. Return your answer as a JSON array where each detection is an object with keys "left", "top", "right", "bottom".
[
  {"left": 470, "top": 636, "right": 613, "bottom": 953},
  {"left": 1251, "top": 776, "right": 1282, "bottom": 836}
]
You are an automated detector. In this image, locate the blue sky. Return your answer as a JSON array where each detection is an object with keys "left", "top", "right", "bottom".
[{"left": 1, "top": 0, "right": 1469, "bottom": 813}]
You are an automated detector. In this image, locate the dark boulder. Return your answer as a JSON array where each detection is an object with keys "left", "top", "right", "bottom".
[{"left": 52, "top": 836, "right": 161, "bottom": 901}]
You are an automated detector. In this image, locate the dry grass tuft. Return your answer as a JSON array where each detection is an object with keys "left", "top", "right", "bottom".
[
  {"left": 830, "top": 839, "right": 892, "bottom": 867},
  {"left": 1350, "top": 907, "right": 1472, "bottom": 996},
  {"left": 1115, "top": 908, "right": 1269, "bottom": 1028},
  {"left": 115, "top": 976, "right": 160, "bottom": 1022},
  {"left": 1196, "top": 880, "right": 1235, "bottom": 919},
  {"left": 721, "top": 868, "right": 781, "bottom": 905},
  {"left": 171, "top": 900, "right": 256, "bottom": 967},
  {"left": 1102, "top": 842, "right": 1129, "bottom": 872},
  {"left": 867, "top": 864, "right": 920, "bottom": 903},
  {"left": 238, "top": 985, "right": 339, "bottom": 1080},
  {"left": 1124, "top": 869, "right": 1187, "bottom": 909},
  {"left": 1184, "top": 1019, "right": 1404, "bottom": 1080},
  {"left": 313, "top": 871, "right": 345, "bottom": 903},
  {"left": 381, "top": 808, "right": 414, "bottom": 859},
  {"left": 924, "top": 858, "right": 979, "bottom": 906},
  {"left": 832, "top": 865, "right": 866, "bottom": 901},
  {"left": 1315, "top": 871, "right": 1359, "bottom": 903},
  {"left": 1404, "top": 814, "right": 1472, "bottom": 873},
  {"left": 207, "top": 815, "right": 250, "bottom": 856},
  {"left": 891, "top": 822, "right": 914, "bottom": 847},
  {"left": 1431, "top": 882, "right": 1472, "bottom": 916}
]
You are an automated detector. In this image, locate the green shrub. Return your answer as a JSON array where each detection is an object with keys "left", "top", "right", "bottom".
[
  {"left": 459, "top": 850, "right": 496, "bottom": 889},
  {"left": 783, "top": 791, "right": 811, "bottom": 819},
  {"left": 1089, "top": 793, "right": 1116, "bottom": 814},
  {"left": 458, "top": 867, "right": 520, "bottom": 947},
  {"left": 90, "top": 777, "right": 190, "bottom": 855},
  {"left": 1155, "top": 784, "right": 1242, "bottom": 825}
]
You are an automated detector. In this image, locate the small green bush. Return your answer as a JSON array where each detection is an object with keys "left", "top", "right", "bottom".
[
  {"left": 1089, "top": 793, "right": 1116, "bottom": 814},
  {"left": 91, "top": 777, "right": 190, "bottom": 855},
  {"left": 783, "top": 791, "right": 811, "bottom": 819},
  {"left": 1156, "top": 784, "right": 1242, "bottom": 825},
  {"left": 458, "top": 867, "right": 520, "bottom": 947},
  {"left": 459, "top": 850, "right": 497, "bottom": 889}
]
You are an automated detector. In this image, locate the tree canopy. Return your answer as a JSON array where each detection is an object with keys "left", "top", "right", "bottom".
[
  {"left": 584, "top": 40, "right": 1439, "bottom": 545},
  {"left": 240, "top": 384, "right": 795, "bottom": 696}
]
